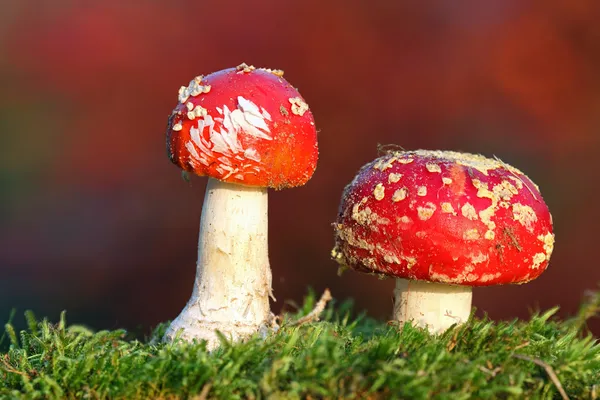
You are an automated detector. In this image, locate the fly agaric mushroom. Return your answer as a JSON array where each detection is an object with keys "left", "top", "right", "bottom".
[
  {"left": 332, "top": 150, "right": 554, "bottom": 333},
  {"left": 164, "top": 63, "right": 318, "bottom": 348}
]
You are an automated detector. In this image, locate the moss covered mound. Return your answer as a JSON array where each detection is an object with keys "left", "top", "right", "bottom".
[{"left": 1, "top": 291, "right": 599, "bottom": 399}]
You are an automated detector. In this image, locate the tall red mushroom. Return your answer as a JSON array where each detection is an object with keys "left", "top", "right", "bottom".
[
  {"left": 165, "top": 63, "right": 318, "bottom": 348},
  {"left": 332, "top": 150, "right": 554, "bottom": 333}
]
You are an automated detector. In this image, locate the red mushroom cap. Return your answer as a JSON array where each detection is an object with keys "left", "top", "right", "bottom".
[
  {"left": 332, "top": 150, "right": 555, "bottom": 286},
  {"left": 166, "top": 63, "right": 318, "bottom": 189}
]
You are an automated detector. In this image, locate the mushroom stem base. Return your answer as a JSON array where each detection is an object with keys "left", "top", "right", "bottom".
[
  {"left": 164, "top": 178, "right": 275, "bottom": 349},
  {"left": 393, "top": 279, "right": 472, "bottom": 334}
]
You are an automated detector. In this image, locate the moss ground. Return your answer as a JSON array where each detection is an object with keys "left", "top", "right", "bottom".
[{"left": 1, "top": 290, "right": 599, "bottom": 399}]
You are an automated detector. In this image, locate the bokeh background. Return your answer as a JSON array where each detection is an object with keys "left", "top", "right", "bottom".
[{"left": 1, "top": 1, "right": 599, "bottom": 334}]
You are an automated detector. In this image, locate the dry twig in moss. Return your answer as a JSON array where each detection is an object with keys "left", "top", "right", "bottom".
[
  {"left": 513, "top": 353, "right": 569, "bottom": 400},
  {"left": 289, "top": 289, "right": 332, "bottom": 326}
]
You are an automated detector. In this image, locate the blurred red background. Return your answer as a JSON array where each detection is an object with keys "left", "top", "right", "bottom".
[{"left": 1, "top": 0, "right": 599, "bottom": 333}]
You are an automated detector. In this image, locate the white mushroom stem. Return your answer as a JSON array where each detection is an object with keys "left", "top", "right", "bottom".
[
  {"left": 393, "top": 279, "right": 472, "bottom": 334},
  {"left": 164, "top": 178, "right": 275, "bottom": 349}
]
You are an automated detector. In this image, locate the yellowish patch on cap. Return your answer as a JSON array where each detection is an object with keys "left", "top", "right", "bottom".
[
  {"left": 331, "top": 247, "right": 343, "bottom": 261},
  {"left": 351, "top": 205, "right": 372, "bottom": 225},
  {"left": 398, "top": 215, "right": 412, "bottom": 224},
  {"left": 373, "top": 183, "right": 385, "bottom": 201},
  {"left": 388, "top": 172, "right": 402, "bottom": 183},
  {"left": 430, "top": 272, "right": 453, "bottom": 283},
  {"left": 538, "top": 232, "right": 555, "bottom": 260},
  {"left": 350, "top": 198, "right": 390, "bottom": 227},
  {"left": 512, "top": 203, "right": 538, "bottom": 232},
  {"left": 531, "top": 253, "right": 546, "bottom": 269},
  {"left": 236, "top": 63, "right": 256, "bottom": 73},
  {"left": 470, "top": 252, "right": 489, "bottom": 264},
  {"left": 454, "top": 152, "right": 520, "bottom": 175},
  {"left": 172, "top": 122, "right": 183, "bottom": 131},
  {"left": 471, "top": 179, "right": 498, "bottom": 236},
  {"left": 417, "top": 202, "right": 437, "bottom": 221},
  {"left": 484, "top": 230, "right": 495, "bottom": 240},
  {"left": 480, "top": 272, "right": 501, "bottom": 282},
  {"left": 417, "top": 186, "right": 427, "bottom": 196},
  {"left": 362, "top": 257, "right": 378, "bottom": 270},
  {"left": 259, "top": 67, "right": 285, "bottom": 77},
  {"left": 392, "top": 188, "right": 408, "bottom": 202},
  {"left": 508, "top": 176, "right": 524, "bottom": 189},
  {"left": 386, "top": 150, "right": 527, "bottom": 176},
  {"left": 442, "top": 177, "right": 453, "bottom": 185},
  {"left": 426, "top": 163, "right": 442, "bottom": 173},
  {"left": 374, "top": 157, "right": 397, "bottom": 171},
  {"left": 403, "top": 256, "right": 417, "bottom": 269},
  {"left": 493, "top": 180, "right": 519, "bottom": 201},
  {"left": 187, "top": 105, "right": 208, "bottom": 120},
  {"left": 441, "top": 202, "right": 456, "bottom": 215},
  {"left": 178, "top": 75, "right": 211, "bottom": 103},
  {"left": 479, "top": 208, "right": 496, "bottom": 230},
  {"left": 383, "top": 254, "right": 401, "bottom": 264},
  {"left": 435, "top": 265, "right": 478, "bottom": 284},
  {"left": 289, "top": 97, "right": 309, "bottom": 116},
  {"left": 398, "top": 158, "right": 414, "bottom": 164},
  {"left": 335, "top": 226, "right": 375, "bottom": 252},
  {"left": 472, "top": 179, "right": 494, "bottom": 200},
  {"left": 351, "top": 198, "right": 370, "bottom": 225},
  {"left": 415, "top": 231, "right": 427, "bottom": 238},
  {"left": 461, "top": 203, "right": 478, "bottom": 220},
  {"left": 463, "top": 228, "right": 480, "bottom": 240}
]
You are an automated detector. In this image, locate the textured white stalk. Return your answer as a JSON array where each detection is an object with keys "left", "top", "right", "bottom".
[
  {"left": 164, "top": 178, "right": 275, "bottom": 349},
  {"left": 393, "top": 279, "right": 472, "bottom": 334}
]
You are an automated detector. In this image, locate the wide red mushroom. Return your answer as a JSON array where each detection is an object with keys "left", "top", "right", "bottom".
[
  {"left": 332, "top": 150, "right": 554, "bottom": 333},
  {"left": 165, "top": 63, "right": 318, "bottom": 348}
]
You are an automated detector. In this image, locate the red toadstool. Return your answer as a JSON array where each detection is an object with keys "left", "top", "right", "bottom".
[
  {"left": 332, "top": 150, "right": 554, "bottom": 333},
  {"left": 164, "top": 63, "right": 318, "bottom": 348}
]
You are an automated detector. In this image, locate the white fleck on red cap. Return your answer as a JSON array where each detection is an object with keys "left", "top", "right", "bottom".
[{"left": 332, "top": 150, "right": 554, "bottom": 286}]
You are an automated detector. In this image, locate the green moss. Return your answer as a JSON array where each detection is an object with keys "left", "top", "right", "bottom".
[{"left": 1, "top": 290, "right": 599, "bottom": 399}]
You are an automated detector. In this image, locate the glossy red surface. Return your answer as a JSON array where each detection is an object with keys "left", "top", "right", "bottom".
[
  {"left": 333, "top": 150, "right": 554, "bottom": 286},
  {"left": 166, "top": 64, "right": 318, "bottom": 189}
]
